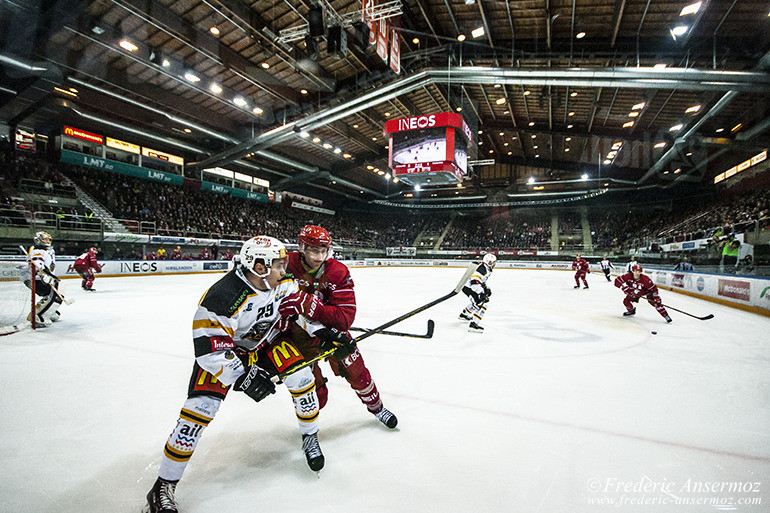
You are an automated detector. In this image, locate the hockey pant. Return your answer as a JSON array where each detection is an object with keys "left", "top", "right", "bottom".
[
  {"left": 623, "top": 294, "right": 669, "bottom": 319},
  {"left": 602, "top": 269, "right": 611, "bottom": 281},
  {"left": 574, "top": 271, "right": 588, "bottom": 286},
  {"left": 76, "top": 266, "right": 95, "bottom": 289},
  {"left": 311, "top": 346, "right": 383, "bottom": 414},
  {"left": 158, "top": 341, "right": 320, "bottom": 483},
  {"left": 461, "top": 294, "right": 488, "bottom": 323}
]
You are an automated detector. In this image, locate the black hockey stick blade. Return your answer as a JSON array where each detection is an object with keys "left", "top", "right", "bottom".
[
  {"left": 274, "top": 264, "right": 475, "bottom": 382},
  {"left": 661, "top": 303, "right": 714, "bottom": 320},
  {"left": 349, "top": 319, "right": 435, "bottom": 339}
]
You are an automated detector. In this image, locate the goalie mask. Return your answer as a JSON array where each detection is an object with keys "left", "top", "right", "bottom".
[
  {"left": 298, "top": 225, "right": 332, "bottom": 267},
  {"left": 34, "top": 231, "right": 52, "bottom": 247},
  {"left": 239, "top": 236, "right": 287, "bottom": 280},
  {"left": 482, "top": 253, "right": 497, "bottom": 268}
]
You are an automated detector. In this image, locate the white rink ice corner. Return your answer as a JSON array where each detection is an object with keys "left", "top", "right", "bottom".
[{"left": 0, "top": 266, "right": 768, "bottom": 513}]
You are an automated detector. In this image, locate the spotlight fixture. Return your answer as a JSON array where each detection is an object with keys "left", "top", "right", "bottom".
[
  {"left": 457, "top": 34, "right": 466, "bottom": 41},
  {"left": 119, "top": 40, "right": 138, "bottom": 52},
  {"left": 576, "top": 32, "right": 586, "bottom": 39}
]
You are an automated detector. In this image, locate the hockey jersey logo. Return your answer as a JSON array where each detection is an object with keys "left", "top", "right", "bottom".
[{"left": 243, "top": 320, "right": 273, "bottom": 342}]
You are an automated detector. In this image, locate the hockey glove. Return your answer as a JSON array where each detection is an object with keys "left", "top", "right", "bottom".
[
  {"left": 316, "top": 328, "right": 356, "bottom": 358},
  {"left": 234, "top": 365, "right": 276, "bottom": 403},
  {"left": 472, "top": 291, "right": 486, "bottom": 305},
  {"left": 278, "top": 291, "right": 322, "bottom": 320}
]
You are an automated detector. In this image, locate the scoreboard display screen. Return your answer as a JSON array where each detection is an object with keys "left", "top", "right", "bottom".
[{"left": 15, "top": 127, "right": 36, "bottom": 152}]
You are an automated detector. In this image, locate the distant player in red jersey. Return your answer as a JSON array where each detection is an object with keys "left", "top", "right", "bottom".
[
  {"left": 614, "top": 265, "right": 672, "bottom": 322},
  {"left": 572, "top": 253, "right": 590, "bottom": 289},
  {"left": 74, "top": 247, "right": 102, "bottom": 291},
  {"left": 282, "top": 225, "right": 397, "bottom": 429}
]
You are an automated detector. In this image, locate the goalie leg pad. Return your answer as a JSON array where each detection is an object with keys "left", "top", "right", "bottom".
[
  {"left": 159, "top": 395, "right": 221, "bottom": 482},
  {"left": 283, "top": 368, "right": 320, "bottom": 436}
]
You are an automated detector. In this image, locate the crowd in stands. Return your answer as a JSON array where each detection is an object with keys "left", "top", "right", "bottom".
[{"left": 1, "top": 141, "right": 768, "bottom": 258}]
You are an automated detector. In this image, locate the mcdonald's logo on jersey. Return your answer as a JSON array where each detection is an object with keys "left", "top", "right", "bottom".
[{"left": 268, "top": 340, "right": 303, "bottom": 372}]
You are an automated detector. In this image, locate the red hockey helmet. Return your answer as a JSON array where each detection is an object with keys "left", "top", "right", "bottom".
[
  {"left": 298, "top": 225, "right": 332, "bottom": 248},
  {"left": 632, "top": 264, "right": 643, "bottom": 272}
]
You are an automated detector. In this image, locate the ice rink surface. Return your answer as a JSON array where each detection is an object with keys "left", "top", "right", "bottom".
[{"left": 1, "top": 265, "right": 768, "bottom": 513}]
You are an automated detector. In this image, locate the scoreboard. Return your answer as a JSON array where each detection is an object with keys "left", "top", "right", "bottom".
[{"left": 383, "top": 112, "right": 472, "bottom": 186}]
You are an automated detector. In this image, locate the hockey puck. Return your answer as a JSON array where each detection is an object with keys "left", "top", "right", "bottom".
[{"left": 651, "top": 331, "right": 658, "bottom": 335}]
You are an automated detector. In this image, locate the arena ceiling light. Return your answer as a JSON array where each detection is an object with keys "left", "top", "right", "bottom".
[
  {"left": 631, "top": 102, "right": 646, "bottom": 110},
  {"left": 118, "top": 40, "right": 139, "bottom": 52},
  {"left": 523, "top": 90, "right": 531, "bottom": 96},
  {"left": 604, "top": 159, "right": 611, "bottom": 164},
  {"left": 333, "top": 147, "right": 342, "bottom": 154},
  {"left": 715, "top": 128, "right": 724, "bottom": 133},
  {"left": 495, "top": 98, "right": 506, "bottom": 105},
  {"left": 671, "top": 25, "right": 689, "bottom": 38},
  {"left": 628, "top": 111, "right": 639, "bottom": 117},
  {"left": 654, "top": 142, "right": 666, "bottom": 148},
  {"left": 581, "top": 173, "right": 589, "bottom": 180},
  {"left": 457, "top": 34, "right": 466, "bottom": 41},
  {"left": 623, "top": 121, "right": 634, "bottom": 127},
  {"left": 680, "top": 2, "right": 702, "bottom": 16},
  {"left": 210, "top": 83, "right": 222, "bottom": 94},
  {"left": 685, "top": 104, "right": 701, "bottom": 113},
  {"left": 412, "top": 38, "right": 420, "bottom": 44},
  {"left": 312, "top": 137, "right": 321, "bottom": 143},
  {"left": 233, "top": 96, "right": 248, "bottom": 107},
  {"left": 183, "top": 72, "right": 200, "bottom": 83},
  {"left": 300, "top": 131, "right": 310, "bottom": 138},
  {"left": 670, "top": 123, "right": 684, "bottom": 131},
  {"left": 527, "top": 177, "right": 535, "bottom": 184},
  {"left": 570, "top": 91, "right": 578, "bottom": 97},
  {"left": 210, "top": 26, "right": 220, "bottom": 36},
  {"left": 471, "top": 27, "right": 485, "bottom": 38},
  {"left": 529, "top": 121, "right": 535, "bottom": 126},
  {"left": 252, "top": 107, "right": 263, "bottom": 115},
  {"left": 576, "top": 32, "right": 586, "bottom": 39}
]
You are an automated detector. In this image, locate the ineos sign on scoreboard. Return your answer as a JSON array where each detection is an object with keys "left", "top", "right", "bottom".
[{"left": 397, "top": 115, "right": 437, "bottom": 131}]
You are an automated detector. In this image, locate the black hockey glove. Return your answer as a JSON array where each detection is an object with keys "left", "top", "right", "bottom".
[
  {"left": 234, "top": 365, "right": 276, "bottom": 403},
  {"left": 316, "top": 328, "right": 356, "bottom": 358},
  {"left": 472, "top": 291, "right": 486, "bottom": 305}
]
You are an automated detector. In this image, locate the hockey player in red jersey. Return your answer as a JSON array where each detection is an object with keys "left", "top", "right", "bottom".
[
  {"left": 74, "top": 247, "right": 102, "bottom": 291},
  {"left": 572, "top": 253, "right": 590, "bottom": 289},
  {"left": 283, "top": 225, "right": 398, "bottom": 429},
  {"left": 614, "top": 265, "right": 672, "bottom": 322}
]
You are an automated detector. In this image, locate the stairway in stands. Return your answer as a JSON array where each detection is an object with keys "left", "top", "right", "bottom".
[{"left": 61, "top": 176, "right": 130, "bottom": 234}]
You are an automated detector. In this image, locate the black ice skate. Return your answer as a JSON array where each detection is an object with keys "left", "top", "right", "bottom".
[
  {"left": 468, "top": 322, "right": 484, "bottom": 333},
  {"left": 623, "top": 309, "right": 636, "bottom": 317},
  {"left": 302, "top": 432, "right": 324, "bottom": 471},
  {"left": 583, "top": 285, "right": 589, "bottom": 289},
  {"left": 374, "top": 407, "right": 398, "bottom": 429},
  {"left": 573, "top": 285, "right": 580, "bottom": 289},
  {"left": 665, "top": 316, "right": 672, "bottom": 323},
  {"left": 459, "top": 312, "right": 472, "bottom": 321},
  {"left": 144, "top": 477, "right": 178, "bottom": 513}
]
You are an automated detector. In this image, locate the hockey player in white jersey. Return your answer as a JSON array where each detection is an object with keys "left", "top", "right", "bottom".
[
  {"left": 24, "top": 231, "right": 62, "bottom": 325},
  {"left": 624, "top": 255, "right": 639, "bottom": 274},
  {"left": 144, "top": 236, "right": 356, "bottom": 513},
  {"left": 600, "top": 255, "right": 614, "bottom": 282},
  {"left": 459, "top": 253, "right": 496, "bottom": 333}
]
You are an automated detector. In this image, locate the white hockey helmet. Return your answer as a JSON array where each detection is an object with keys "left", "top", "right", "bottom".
[
  {"left": 34, "top": 231, "right": 52, "bottom": 246},
  {"left": 239, "top": 236, "right": 287, "bottom": 278},
  {"left": 482, "top": 253, "right": 497, "bottom": 267}
]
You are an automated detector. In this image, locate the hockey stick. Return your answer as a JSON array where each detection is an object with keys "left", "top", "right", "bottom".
[
  {"left": 349, "top": 319, "right": 435, "bottom": 339},
  {"left": 272, "top": 263, "right": 477, "bottom": 383},
  {"left": 19, "top": 245, "right": 75, "bottom": 305},
  {"left": 661, "top": 303, "right": 714, "bottom": 321}
]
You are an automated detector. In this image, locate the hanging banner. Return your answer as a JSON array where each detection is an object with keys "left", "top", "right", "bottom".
[
  {"left": 390, "top": 27, "right": 400, "bottom": 74},
  {"left": 376, "top": 18, "right": 389, "bottom": 61}
]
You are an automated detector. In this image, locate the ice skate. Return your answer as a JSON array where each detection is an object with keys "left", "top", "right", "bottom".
[
  {"left": 144, "top": 477, "right": 178, "bottom": 513},
  {"left": 302, "top": 432, "right": 324, "bottom": 471},
  {"left": 573, "top": 285, "right": 580, "bottom": 289},
  {"left": 374, "top": 407, "right": 398, "bottom": 429},
  {"left": 583, "top": 285, "right": 589, "bottom": 289},
  {"left": 459, "top": 312, "right": 472, "bottom": 321},
  {"left": 665, "top": 316, "right": 672, "bottom": 323},
  {"left": 623, "top": 309, "right": 636, "bottom": 317},
  {"left": 468, "top": 322, "right": 484, "bottom": 333}
]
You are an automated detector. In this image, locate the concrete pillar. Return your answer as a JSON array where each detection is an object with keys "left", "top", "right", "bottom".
[
  {"left": 580, "top": 206, "right": 593, "bottom": 253},
  {"left": 550, "top": 209, "right": 560, "bottom": 252}
]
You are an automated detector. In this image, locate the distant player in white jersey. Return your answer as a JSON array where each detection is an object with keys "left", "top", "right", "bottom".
[
  {"left": 144, "top": 236, "right": 356, "bottom": 513},
  {"left": 624, "top": 256, "right": 639, "bottom": 274},
  {"left": 600, "top": 255, "right": 614, "bottom": 282},
  {"left": 24, "top": 231, "right": 62, "bottom": 325},
  {"left": 459, "top": 253, "right": 496, "bottom": 333}
]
